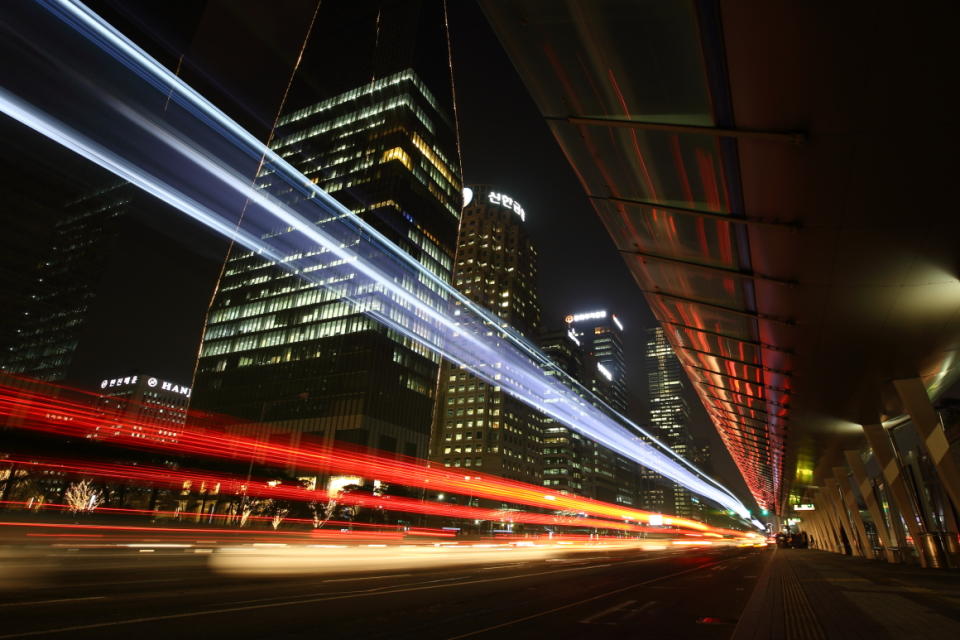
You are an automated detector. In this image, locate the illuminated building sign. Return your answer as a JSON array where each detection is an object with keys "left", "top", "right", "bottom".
[
  {"left": 100, "top": 375, "right": 192, "bottom": 397},
  {"left": 462, "top": 187, "right": 474, "bottom": 207},
  {"left": 487, "top": 191, "right": 525, "bottom": 221},
  {"left": 565, "top": 310, "right": 607, "bottom": 323},
  {"left": 794, "top": 504, "right": 815, "bottom": 511}
]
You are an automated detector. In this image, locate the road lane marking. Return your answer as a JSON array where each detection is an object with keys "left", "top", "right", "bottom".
[
  {"left": 417, "top": 577, "right": 466, "bottom": 584},
  {"left": 323, "top": 574, "right": 411, "bottom": 582},
  {"left": 0, "top": 597, "right": 105, "bottom": 608},
  {"left": 448, "top": 558, "right": 740, "bottom": 639},
  {"left": 578, "top": 599, "right": 636, "bottom": 624},
  {"left": 0, "top": 560, "right": 625, "bottom": 638},
  {"left": 620, "top": 600, "right": 657, "bottom": 621}
]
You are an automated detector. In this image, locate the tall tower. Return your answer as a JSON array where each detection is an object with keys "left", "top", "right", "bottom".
[
  {"left": 641, "top": 326, "right": 694, "bottom": 516},
  {"left": 564, "top": 310, "right": 626, "bottom": 413},
  {"left": 2, "top": 183, "right": 217, "bottom": 387},
  {"left": 192, "top": 3, "right": 462, "bottom": 461},
  {"left": 429, "top": 186, "right": 543, "bottom": 486},
  {"left": 1, "top": 184, "right": 129, "bottom": 382},
  {"left": 538, "top": 328, "right": 590, "bottom": 496},
  {"left": 539, "top": 321, "right": 637, "bottom": 506}
]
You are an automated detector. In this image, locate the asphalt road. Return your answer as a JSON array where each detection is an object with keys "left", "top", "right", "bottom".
[{"left": 0, "top": 545, "right": 770, "bottom": 639}]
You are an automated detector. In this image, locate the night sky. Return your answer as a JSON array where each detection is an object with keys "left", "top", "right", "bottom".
[{"left": 5, "top": 0, "right": 750, "bottom": 501}]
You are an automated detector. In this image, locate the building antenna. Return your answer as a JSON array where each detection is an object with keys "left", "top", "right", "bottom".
[
  {"left": 442, "top": 0, "right": 466, "bottom": 184},
  {"left": 189, "top": 0, "right": 324, "bottom": 392}
]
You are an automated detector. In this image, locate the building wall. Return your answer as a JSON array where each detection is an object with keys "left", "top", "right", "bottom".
[
  {"left": 429, "top": 186, "right": 544, "bottom": 486},
  {"left": 641, "top": 326, "right": 696, "bottom": 517},
  {"left": 565, "top": 311, "right": 627, "bottom": 413},
  {"left": 1, "top": 184, "right": 128, "bottom": 381},
  {"left": 193, "top": 70, "right": 461, "bottom": 461},
  {"left": 539, "top": 326, "right": 639, "bottom": 506}
]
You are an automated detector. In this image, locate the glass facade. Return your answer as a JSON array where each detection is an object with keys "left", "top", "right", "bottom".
[
  {"left": 565, "top": 312, "right": 627, "bottom": 413},
  {"left": 193, "top": 69, "right": 461, "bottom": 460},
  {"left": 539, "top": 328, "right": 637, "bottom": 506},
  {"left": 642, "top": 326, "right": 695, "bottom": 516},
  {"left": 1, "top": 183, "right": 129, "bottom": 381}
]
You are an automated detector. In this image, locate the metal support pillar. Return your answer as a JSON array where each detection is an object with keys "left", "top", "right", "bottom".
[
  {"left": 845, "top": 450, "right": 898, "bottom": 562},
  {"left": 894, "top": 378, "right": 960, "bottom": 519},
  {"left": 862, "top": 423, "right": 934, "bottom": 567},
  {"left": 833, "top": 467, "right": 874, "bottom": 559}
]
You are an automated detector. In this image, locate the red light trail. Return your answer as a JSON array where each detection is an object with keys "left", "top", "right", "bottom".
[{"left": 0, "top": 378, "right": 750, "bottom": 538}]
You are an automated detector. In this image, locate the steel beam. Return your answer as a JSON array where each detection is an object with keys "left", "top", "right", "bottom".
[
  {"left": 552, "top": 115, "right": 806, "bottom": 145},
  {"left": 619, "top": 248, "right": 797, "bottom": 286},
  {"left": 643, "top": 289, "right": 796, "bottom": 326}
]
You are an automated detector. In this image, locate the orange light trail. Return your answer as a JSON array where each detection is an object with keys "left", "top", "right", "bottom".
[{"left": 0, "top": 379, "right": 750, "bottom": 537}]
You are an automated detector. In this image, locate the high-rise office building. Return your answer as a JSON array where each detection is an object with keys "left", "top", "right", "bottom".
[
  {"left": 1, "top": 183, "right": 216, "bottom": 387},
  {"left": 429, "top": 186, "right": 543, "bottom": 485},
  {"left": 192, "top": 4, "right": 462, "bottom": 461},
  {"left": 539, "top": 328, "right": 593, "bottom": 496},
  {"left": 1, "top": 184, "right": 128, "bottom": 382},
  {"left": 564, "top": 310, "right": 627, "bottom": 412},
  {"left": 641, "top": 326, "right": 695, "bottom": 517},
  {"left": 539, "top": 325, "right": 638, "bottom": 505}
]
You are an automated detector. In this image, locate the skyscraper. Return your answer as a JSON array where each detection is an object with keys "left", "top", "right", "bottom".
[
  {"left": 641, "top": 326, "right": 694, "bottom": 517},
  {"left": 564, "top": 310, "right": 627, "bottom": 413},
  {"left": 1, "top": 182, "right": 218, "bottom": 387},
  {"left": 428, "top": 186, "right": 543, "bottom": 485},
  {"left": 539, "top": 328, "right": 591, "bottom": 495},
  {"left": 1, "top": 183, "right": 129, "bottom": 382},
  {"left": 192, "top": 4, "right": 461, "bottom": 461},
  {"left": 539, "top": 324, "right": 638, "bottom": 506}
]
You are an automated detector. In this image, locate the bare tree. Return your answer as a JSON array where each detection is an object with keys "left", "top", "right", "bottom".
[
  {"left": 271, "top": 506, "right": 289, "bottom": 530},
  {"left": 240, "top": 498, "right": 273, "bottom": 528},
  {"left": 64, "top": 479, "right": 102, "bottom": 514},
  {"left": 309, "top": 497, "right": 340, "bottom": 529}
]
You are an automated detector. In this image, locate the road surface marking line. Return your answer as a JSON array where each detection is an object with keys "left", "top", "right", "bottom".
[
  {"left": 578, "top": 599, "right": 636, "bottom": 624},
  {"left": 0, "top": 561, "right": 617, "bottom": 638},
  {"left": 620, "top": 600, "right": 657, "bottom": 621},
  {"left": 417, "top": 577, "right": 466, "bottom": 584},
  {"left": 0, "top": 597, "right": 105, "bottom": 608},
  {"left": 448, "top": 558, "right": 736, "bottom": 639},
  {"left": 323, "top": 574, "right": 412, "bottom": 582}
]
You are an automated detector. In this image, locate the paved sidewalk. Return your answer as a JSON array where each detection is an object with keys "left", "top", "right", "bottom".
[{"left": 732, "top": 548, "right": 960, "bottom": 640}]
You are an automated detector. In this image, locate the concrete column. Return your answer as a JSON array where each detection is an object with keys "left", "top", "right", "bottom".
[
  {"left": 807, "top": 510, "right": 830, "bottom": 551},
  {"left": 815, "top": 487, "right": 844, "bottom": 553},
  {"left": 862, "top": 422, "right": 931, "bottom": 567},
  {"left": 894, "top": 377, "right": 960, "bottom": 517},
  {"left": 825, "top": 478, "right": 862, "bottom": 556},
  {"left": 845, "top": 449, "right": 898, "bottom": 562},
  {"left": 833, "top": 466, "right": 874, "bottom": 559}
]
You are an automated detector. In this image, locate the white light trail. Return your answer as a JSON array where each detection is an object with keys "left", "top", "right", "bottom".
[{"left": 0, "top": 0, "right": 753, "bottom": 520}]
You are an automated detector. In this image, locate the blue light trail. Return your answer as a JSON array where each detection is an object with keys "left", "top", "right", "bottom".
[{"left": 0, "top": 0, "right": 754, "bottom": 521}]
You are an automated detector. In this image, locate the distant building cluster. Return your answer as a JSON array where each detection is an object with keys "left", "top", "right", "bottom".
[{"left": 0, "top": 0, "right": 715, "bottom": 522}]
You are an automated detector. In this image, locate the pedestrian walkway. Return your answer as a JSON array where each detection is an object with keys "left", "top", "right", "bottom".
[{"left": 732, "top": 548, "right": 960, "bottom": 640}]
